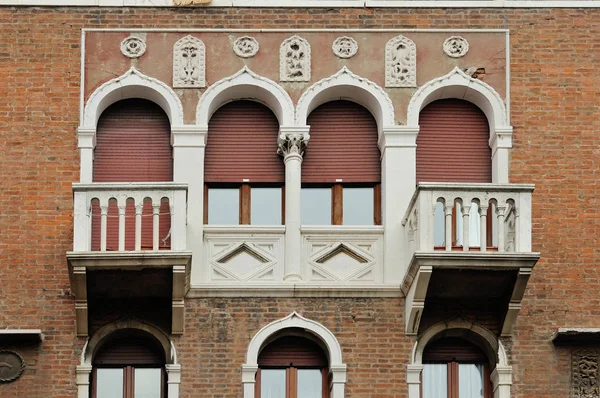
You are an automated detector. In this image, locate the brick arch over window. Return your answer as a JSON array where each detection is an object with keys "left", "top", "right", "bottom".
[
  {"left": 242, "top": 312, "right": 347, "bottom": 398},
  {"left": 416, "top": 99, "right": 491, "bottom": 184}
]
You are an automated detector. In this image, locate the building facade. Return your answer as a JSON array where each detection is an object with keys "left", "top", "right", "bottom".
[{"left": 0, "top": 1, "right": 599, "bottom": 397}]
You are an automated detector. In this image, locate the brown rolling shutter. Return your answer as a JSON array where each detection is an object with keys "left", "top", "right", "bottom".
[
  {"left": 303, "top": 101, "right": 380, "bottom": 183},
  {"left": 417, "top": 99, "right": 491, "bottom": 184},
  {"left": 93, "top": 332, "right": 165, "bottom": 366},
  {"left": 423, "top": 338, "right": 488, "bottom": 363},
  {"left": 258, "top": 336, "right": 328, "bottom": 367},
  {"left": 91, "top": 99, "right": 172, "bottom": 251},
  {"left": 205, "top": 101, "right": 283, "bottom": 183}
]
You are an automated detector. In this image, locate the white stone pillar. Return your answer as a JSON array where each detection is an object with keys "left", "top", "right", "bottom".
[
  {"left": 172, "top": 125, "right": 207, "bottom": 286},
  {"left": 490, "top": 127, "right": 513, "bottom": 184},
  {"left": 329, "top": 364, "right": 347, "bottom": 398},
  {"left": 491, "top": 365, "right": 513, "bottom": 398},
  {"left": 379, "top": 126, "right": 419, "bottom": 283},
  {"left": 76, "top": 365, "right": 92, "bottom": 398},
  {"left": 166, "top": 364, "right": 182, "bottom": 398},
  {"left": 406, "top": 364, "right": 423, "bottom": 398},
  {"left": 278, "top": 126, "right": 310, "bottom": 281},
  {"left": 241, "top": 364, "right": 258, "bottom": 398},
  {"left": 77, "top": 128, "right": 95, "bottom": 183}
]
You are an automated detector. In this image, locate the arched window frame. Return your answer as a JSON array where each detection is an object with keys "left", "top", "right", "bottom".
[
  {"left": 407, "top": 320, "right": 513, "bottom": 398},
  {"left": 242, "top": 312, "right": 347, "bottom": 398},
  {"left": 76, "top": 319, "right": 180, "bottom": 398}
]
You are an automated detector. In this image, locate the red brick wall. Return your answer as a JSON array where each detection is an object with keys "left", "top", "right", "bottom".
[{"left": 1, "top": 6, "right": 599, "bottom": 397}]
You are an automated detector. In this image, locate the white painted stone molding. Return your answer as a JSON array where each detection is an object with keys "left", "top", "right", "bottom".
[
  {"left": 233, "top": 36, "right": 259, "bottom": 58},
  {"left": 279, "top": 35, "right": 311, "bottom": 82},
  {"left": 196, "top": 65, "right": 294, "bottom": 126},
  {"left": 385, "top": 35, "right": 417, "bottom": 87},
  {"left": 77, "top": 319, "right": 180, "bottom": 398},
  {"left": 120, "top": 34, "right": 146, "bottom": 58},
  {"left": 173, "top": 35, "right": 206, "bottom": 88},
  {"left": 332, "top": 36, "right": 358, "bottom": 59},
  {"left": 242, "top": 312, "right": 347, "bottom": 398},
  {"left": 296, "top": 66, "right": 395, "bottom": 135},
  {"left": 443, "top": 36, "right": 470, "bottom": 58}
]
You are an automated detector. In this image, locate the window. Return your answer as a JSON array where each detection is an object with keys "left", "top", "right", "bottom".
[
  {"left": 256, "top": 336, "right": 329, "bottom": 398},
  {"left": 204, "top": 101, "right": 284, "bottom": 225},
  {"left": 422, "top": 338, "right": 492, "bottom": 398},
  {"left": 301, "top": 101, "right": 381, "bottom": 225},
  {"left": 92, "top": 331, "right": 166, "bottom": 398}
]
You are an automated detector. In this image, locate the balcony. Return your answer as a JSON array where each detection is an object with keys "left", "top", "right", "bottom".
[
  {"left": 401, "top": 183, "right": 540, "bottom": 336},
  {"left": 66, "top": 183, "right": 191, "bottom": 336}
]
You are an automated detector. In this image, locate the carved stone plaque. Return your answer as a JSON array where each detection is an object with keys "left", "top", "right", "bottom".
[
  {"left": 572, "top": 350, "right": 600, "bottom": 398},
  {"left": 332, "top": 36, "right": 358, "bottom": 59},
  {"left": 443, "top": 36, "right": 469, "bottom": 58},
  {"left": 0, "top": 350, "right": 25, "bottom": 383},
  {"left": 173, "top": 35, "right": 206, "bottom": 88},
  {"left": 233, "top": 36, "right": 259, "bottom": 58},
  {"left": 280, "top": 35, "right": 311, "bottom": 82}
]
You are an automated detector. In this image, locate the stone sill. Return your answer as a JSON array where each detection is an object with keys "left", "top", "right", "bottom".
[{"left": 188, "top": 284, "right": 402, "bottom": 297}]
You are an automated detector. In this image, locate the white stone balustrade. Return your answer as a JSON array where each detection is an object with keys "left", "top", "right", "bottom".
[
  {"left": 72, "top": 183, "right": 188, "bottom": 252},
  {"left": 403, "top": 183, "right": 534, "bottom": 257}
]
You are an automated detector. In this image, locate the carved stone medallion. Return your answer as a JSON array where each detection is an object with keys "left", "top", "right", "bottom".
[
  {"left": 572, "top": 350, "right": 600, "bottom": 398},
  {"left": 233, "top": 36, "right": 259, "bottom": 58},
  {"left": 385, "top": 35, "right": 417, "bottom": 87},
  {"left": 0, "top": 350, "right": 25, "bottom": 383},
  {"left": 280, "top": 36, "right": 311, "bottom": 82},
  {"left": 332, "top": 36, "right": 358, "bottom": 59},
  {"left": 173, "top": 35, "right": 206, "bottom": 88},
  {"left": 120, "top": 35, "right": 146, "bottom": 59},
  {"left": 443, "top": 36, "right": 469, "bottom": 58}
]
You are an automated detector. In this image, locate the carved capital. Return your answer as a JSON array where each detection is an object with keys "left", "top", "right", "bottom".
[{"left": 277, "top": 127, "right": 310, "bottom": 158}]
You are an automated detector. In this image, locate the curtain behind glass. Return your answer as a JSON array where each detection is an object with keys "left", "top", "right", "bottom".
[
  {"left": 422, "top": 364, "right": 447, "bottom": 398},
  {"left": 261, "top": 369, "right": 286, "bottom": 398},
  {"left": 459, "top": 364, "right": 484, "bottom": 398}
]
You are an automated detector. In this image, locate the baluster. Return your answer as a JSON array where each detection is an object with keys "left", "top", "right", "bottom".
[
  {"left": 496, "top": 204, "right": 507, "bottom": 252},
  {"left": 462, "top": 202, "right": 470, "bottom": 252},
  {"left": 153, "top": 201, "right": 161, "bottom": 250},
  {"left": 135, "top": 202, "right": 143, "bottom": 251},
  {"left": 100, "top": 203, "right": 109, "bottom": 252},
  {"left": 169, "top": 201, "right": 175, "bottom": 249},
  {"left": 479, "top": 204, "right": 488, "bottom": 252},
  {"left": 445, "top": 204, "right": 453, "bottom": 251},
  {"left": 118, "top": 202, "right": 126, "bottom": 251}
]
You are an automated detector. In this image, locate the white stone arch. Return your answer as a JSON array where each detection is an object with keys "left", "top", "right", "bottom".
[
  {"left": 242, "top": 312, "right": 347, "bottom": 398},
  {"left": 195, "top": 66, "right": 295, "bottom": 127},
  {"left": 76, "top": 318, "right": 181, "bottom": 398},
  {"left": 78, "top": 67, "right": 184, "bottom": 183},
  {"left": 407, "top": 67, "right": 513, "bottom": 183},
  {"left": 407, "top": 319, "right": 512, "bottom": 398},
  {"left": 295, "top": 66, "right": 396, "bottom": 136}
]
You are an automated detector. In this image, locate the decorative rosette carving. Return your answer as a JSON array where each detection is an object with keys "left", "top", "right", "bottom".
[
  {"left": 332, "top": 36, "right": 358, "bottom": 59},
  {"left": 120, "top": 35, "right": 146, "bottom": 58},
  {"left": 443, "top": 36, "right": 470, "bottom": 58},
  {"left": 233, "top": 36, "right": 259, "bottom": 58}
]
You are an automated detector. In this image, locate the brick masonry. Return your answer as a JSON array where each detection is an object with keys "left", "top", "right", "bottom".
[{"left": 1, "top": 6, "right": 599, "bottom": 397}]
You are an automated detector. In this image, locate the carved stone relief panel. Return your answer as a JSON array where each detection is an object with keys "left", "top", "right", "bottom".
[
  {"left": 572, "top": 350, "right": 600, "bottom": 398},
  {"left": 385, "top": 35, "right": 417, "bottom": 88},
  {"left": 443, "top": 36, "right": 470, "bottom": 58},
  {"left": 332, "top": 36, "right": 358, "bottom": 59},
  {"left": 0, "top": 350, "right": 25, "bottom": 383},
  {"left": 120, "top": 35, "right": 146, "bottom": 59},
  {"left": 173, "top": 35, "right": 206, "bottom": 88},
  {"left": 233, "top": 36, "right": 259, "bottom": 58},
  {"left": 280, "top": 35, "right": 311, "bottom": 82}
]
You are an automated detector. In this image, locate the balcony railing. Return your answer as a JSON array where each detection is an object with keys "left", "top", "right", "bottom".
[
  {"left": 72, "top": 183, "right": 188, "bottom": 252},
  {"left": 403, "top": 183, "right": 534, "bottom": 258}
]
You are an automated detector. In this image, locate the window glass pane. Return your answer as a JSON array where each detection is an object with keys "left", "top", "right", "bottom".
[
  {"left": 301, "top": 188, "right": 331, "bottom": 225},
  {"left": 422, "top": 364, "right": 447, "bottom": 398},
  {"left": 434, "top": 201, "right": 445, "bottom": 246},
  {"left": 134, "top": 368, "right": 162, "bottom": 398},
  {"left": 251, "top": 188, "right": 282, "bottom": 225},
  {"left": 297, "top": 369, "right": 322, "bottom": 398},
  {"left": 96, "top": 368, "right": 124, "bottom": 398},
  {"left": 459, "top": 363, "right": 485, "bottom": 398},
  {"left": 261, "top": 369, "right": 286, "bottom": 398},
  {"left": 343, "top": 187, "right": 374, "bottom": 225},
  {"left": 208, "top": 188, "right": 239, "bottom": 224}
]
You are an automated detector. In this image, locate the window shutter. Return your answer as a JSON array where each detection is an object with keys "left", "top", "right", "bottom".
[
  {"left": 93, "top": 333, "right": 165, "bottom": 366},
  {"left": 91, "top": 99, "right": 172, "bottom": 251},
  {"left": 205, "top": 101, "right": 283, "bottom": 183},
  {"left": 258, "top": 336, "right": 328, "bottom": 367},
  {"left": 416, "top": 99, "right": 492, "bottom": 184},
  {"left": 302, "top": 100, "right": 380, "bottom": 184},
  {"left": 423, "top": 338, "right": 488, "bottom": 363}
]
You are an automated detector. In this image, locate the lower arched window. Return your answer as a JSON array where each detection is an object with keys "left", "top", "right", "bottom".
[
  {"left": 257, "top": 335, "right": 329, "bottom": 398},
  {"left": 422, "top": 338, "right": 492, "bottom": 398},
  {"left": 91, "top": 330, "right": 166, "bottom": 398}
]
